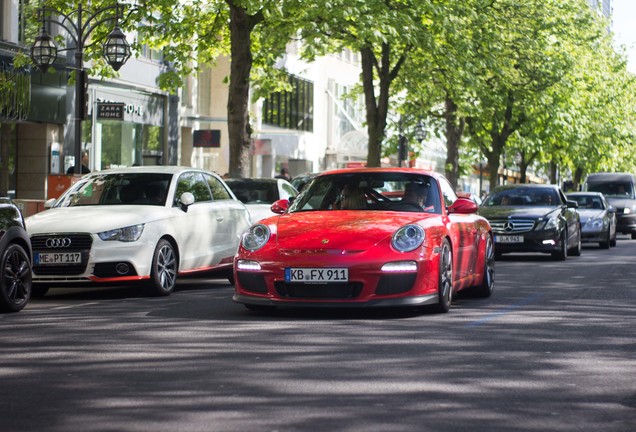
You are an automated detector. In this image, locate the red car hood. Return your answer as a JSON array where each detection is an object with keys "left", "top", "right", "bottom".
[{"left": 270, "top": 211, "right": 435, "bottom": 250}]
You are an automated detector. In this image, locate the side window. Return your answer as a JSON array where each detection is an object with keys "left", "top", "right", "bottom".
[
  {"left": 280, "top": 183, "right": 297, "bottom": 200},
  {"left": 174, "top": 172, "right": 212, "bottom": 206},
  {"left": 205, "top": 174, "right": 232, "bottom": 200},
  {"left": 438, "top": 177, "right": 457, "bottom": 208}
]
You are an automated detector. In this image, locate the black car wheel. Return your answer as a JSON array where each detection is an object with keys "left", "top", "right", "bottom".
[
  {"left": 431, "top": 239, "right": 453, "bottom": 313},
  {"left": 610, "top": 230, "right": 617, "bottom": 247},
  {"left": 0, "top": 244, "right": 32, "bottom": 313},
  {"left": 147, "top": 239, "right": 178, "bottom": 296},
  {"left": 600, "top": 228, "right": 611, "bottom": 249},
  {"left": 552, "top": 229, "right": 567, "bottom": 260},
  {"left": 474, "top": 235, "right": 495, "bottom": 297},
  {"left": 569, "top": 227, "right": 582, "bottom": 256}
]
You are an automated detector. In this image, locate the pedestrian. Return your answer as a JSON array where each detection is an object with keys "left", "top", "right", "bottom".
[
  {"left": 275, "top": 167, "right": 291, "bottom": 181},
  {"left": 67, "top": 150, "right": 91, "bottom": 175}
]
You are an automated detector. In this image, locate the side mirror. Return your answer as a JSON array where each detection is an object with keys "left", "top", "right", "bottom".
[
  {"left": 607, "top": 206, "right": 616, "bottom": 213},
  {"left": 566, "top": 200, "right": 578, "bottom": 209},
  {"left": 271, "top": 199, "right": 289, "bottom": 214},
  {"left": 43, "top": 198, "right": 57, "bottom": 209},
  {"left": 448, "top": 198, "right": 478, "bottom": 214},
  {"left": 179, "top": 192, "right": 195, "bottom": 212}
]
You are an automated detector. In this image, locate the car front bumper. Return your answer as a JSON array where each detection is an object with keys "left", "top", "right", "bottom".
[{"left": 493, "top": 229, "right": 563, "bottom": 254}]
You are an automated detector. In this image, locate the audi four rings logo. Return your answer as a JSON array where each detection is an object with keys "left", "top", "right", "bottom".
[
  {"left": 46, "top": 238, "right": 72, "bottom": 248},
  {"left": 503, "top": 222, "right": 515, "bottom": 232}
]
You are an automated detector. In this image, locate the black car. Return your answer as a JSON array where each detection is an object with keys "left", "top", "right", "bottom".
[
  {"left": 0, "top": 197, "right": 33, "bottom": 312},
  {"left": 479, "top": 184, "right": 581, "bottom": 260}
]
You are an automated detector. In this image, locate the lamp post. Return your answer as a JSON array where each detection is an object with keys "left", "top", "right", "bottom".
[
  {"left": 30, "top": 3, "right": 131, "bottom": 175},
  {"left": 397, "top": 117, "right": 426, "bottom": 167}
]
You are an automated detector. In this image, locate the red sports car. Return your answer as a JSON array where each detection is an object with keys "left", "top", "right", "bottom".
[{"left": 233, "top": 168, "right": 494, "bottom": 313}]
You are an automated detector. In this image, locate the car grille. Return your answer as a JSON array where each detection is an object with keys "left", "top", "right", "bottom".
[
  {"left": 489, "top": 219, "right": 536, "bottom": 234},
  {"left": 31, "top": 233, "right": 92, "bottom": 276},
  {"left": 375, "top": 274, "right": 416, "bottom": 295},
  {"left": 274, "top": 282, "right": 363, "bottom": 299}
]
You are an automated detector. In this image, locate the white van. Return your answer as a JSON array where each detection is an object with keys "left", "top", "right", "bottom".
[{"left": 585, "top": 172, "right": 636, "bottom": 239}]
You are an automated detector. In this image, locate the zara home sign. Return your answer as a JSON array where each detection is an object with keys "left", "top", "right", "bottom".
[{"left": 96, "top": 102, "right": 125, "bottom": 120}]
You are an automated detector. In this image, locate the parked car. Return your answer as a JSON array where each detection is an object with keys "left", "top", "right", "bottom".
[
  {"left": 233, "top": 167, "right": 494, "bottom": 314},
  {"left": 224, "top": 178, "right": 299, "bottom": 223},
  {"left": 25, "top": 166, "right": 251, "bottom": 297},
  {"left": 584, "top": 172, "right": 636, "bottom": 239},
  {"left": 566, "top": 192, "right": 617, "bottom": 248},
  {"left": 290, "top": 172, "right": 318, "bottom": 192},
  {"left": 0, "top": 197, "right": 33, "bottom": 312},
  {"left": 479, "top": 184, "right": 581, "bottom": 260}
]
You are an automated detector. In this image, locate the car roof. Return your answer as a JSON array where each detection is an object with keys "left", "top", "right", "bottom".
[
  {"left": 566, "top": 191, "right": 604, "bottom": 196},
  {"left": 83, "top": 166, "right": 218, "bottom": 176},
  {"left": 586, "top": 172, "right": 635, "bottom": 182},
  {"left": 316, "top": 167, "right": 441, "bottom": 179},
  {"left": 492, "top": 183, "right": 560, "bottom": 191}
]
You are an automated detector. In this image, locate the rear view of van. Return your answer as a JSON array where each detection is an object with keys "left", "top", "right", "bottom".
[{"left": 585, "top": 172, "right": 636, "bottom": 239}]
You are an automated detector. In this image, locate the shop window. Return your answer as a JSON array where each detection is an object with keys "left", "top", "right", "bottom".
[{"left": 262, "top": 74, "right": 313, "bottom": 132}]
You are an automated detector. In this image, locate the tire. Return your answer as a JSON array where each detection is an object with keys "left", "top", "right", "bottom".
[
  {"left": 552, "top": 229, "right": 567, "bottom": 261},
  {"left": 631, "top": 232, "right": 636, "bottom": 240},
  {"left": 610, "top": 231, "right": 617, "bottom": 247},
  {"left": 0, "top": 244, "right": 32, "bottom": 313},
  {"left": 569, "top": 228, "right": 582, "bottom": 256},
  {"left": 600, "top": 228, "right": 610, "bottom": 249},
  {"left": 146, "top": 239, "right": 178, "bottom": 296},
  {"left": 431, "top": 239, "right": 453, "bottom": 313},
  {"left": 474, "top": 235, "right": 495, "bottom": 298}
]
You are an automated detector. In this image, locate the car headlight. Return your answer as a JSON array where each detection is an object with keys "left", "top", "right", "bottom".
[
  {"left": 392, "top": 224, "right": 425, "bottom": 252},
  {"left": 537, "top": 216, "right": 559, "bottom": 231},
  {"left": 98, "top": 224, "right": 144, "bottom": 242},
  {"left": 587, "top": 217, "right": 604, "bottom": 229},
  {"left": 242, "top": 224, "right": 271, "bottom": 251},
  {"left": 624, "top": 208, "right": 632, "bottom": 214}
]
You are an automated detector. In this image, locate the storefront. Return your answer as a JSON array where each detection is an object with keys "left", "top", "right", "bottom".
[{"left": 81, "top": 84, "right": 167, "bottom": 172}]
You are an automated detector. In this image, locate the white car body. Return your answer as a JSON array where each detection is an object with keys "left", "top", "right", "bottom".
[{"left": 26, "top": 166, "right": 251, "bottom": 296}]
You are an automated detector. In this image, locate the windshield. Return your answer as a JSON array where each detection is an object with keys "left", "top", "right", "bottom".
[
  {"left": 567, "top": 194, "right": 605, "bottom": 210},
  {"left": 483, "top": 187, "right": 560, "bottom": 207},
  {"left": 227, "top": 180, "right": 288, "bottom": 204},
  {"left": 288, "top": 172, "right": 442, "bottom": 213},
  {"left": 587, "top": 182, "right": 634, "bottom": 198},
  {"left": 54, "top": 173, "right": 172, "bottom": 207}
]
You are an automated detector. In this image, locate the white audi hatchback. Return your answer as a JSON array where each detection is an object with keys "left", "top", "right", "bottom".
[{"left": 25, "top": 166, "right": 251, "bottom": 297}]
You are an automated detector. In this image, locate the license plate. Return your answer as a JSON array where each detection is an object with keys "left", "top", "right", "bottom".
[
  {"left": 495, "top": 235, "right": 524, "bottom": 244},
  {"left": 34, "top": 252, "right": 82, "bottom": 265},
  {"left": 285, "top": 267, "right": 348, "bottom": 283}
]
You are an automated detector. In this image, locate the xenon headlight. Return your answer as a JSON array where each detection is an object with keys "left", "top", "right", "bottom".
[
  {"left": 538, "top": 216, "right": 559, "bottom": 231},
  {"left": 242, "top": 224, "right": 271, "bottom": 251},
  {"left": 98, "top": 224, "right": 144, "bottom": 242},
  {"left": 392, "top": 224, "right": 425, "bottom": 252}
]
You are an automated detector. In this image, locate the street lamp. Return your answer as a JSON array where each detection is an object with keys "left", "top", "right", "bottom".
[
  {"left": 30, "top": 3, "right": 132, "bottom": 175},
  {"left": 398, "top": 117, "right": 427, "bottom": 167}
]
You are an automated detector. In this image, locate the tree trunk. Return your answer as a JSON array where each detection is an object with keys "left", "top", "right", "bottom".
[
  {"left": 226, "top": 2, "right": 263, "bottom": 178},
  {"left": 361, "top": 43, "right": 403, "bottom": 167},
  {"left": 444, "top": 97, "right": 464, "bottom": 188}
]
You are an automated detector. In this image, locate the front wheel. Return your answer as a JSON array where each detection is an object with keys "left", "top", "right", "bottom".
[
  {"left": 474, "top": 235, "right": 495, "bottom": 298},
  {"left": 569, "top": 227, "right": 582, "bottom": 256},
  {"left": 431, "top": 239, "right": 453, "bottom": 313},
  {"left": 146, "top": 239, "right": 178, "bottom": 296},
  {"left": 552, "top": 229, "right": 567, "bottom": 261},
  {"left": 0, "top": 244, "right": 32, "bottom": 313}
]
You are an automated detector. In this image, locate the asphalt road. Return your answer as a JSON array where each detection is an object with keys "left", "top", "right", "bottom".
[{"left": 1, "top": 237, "right": 635, "bottom": 432}]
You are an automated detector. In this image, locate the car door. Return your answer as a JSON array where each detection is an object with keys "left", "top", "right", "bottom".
[
  {"left": 439, "top": 177, "right": 478, "bottom": 281},
  {"left": 173, "top": 171, "right": 229, "bottom": 270},
  {"left": 204, "top": 173, "right": 251, "bottom": 258}
]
